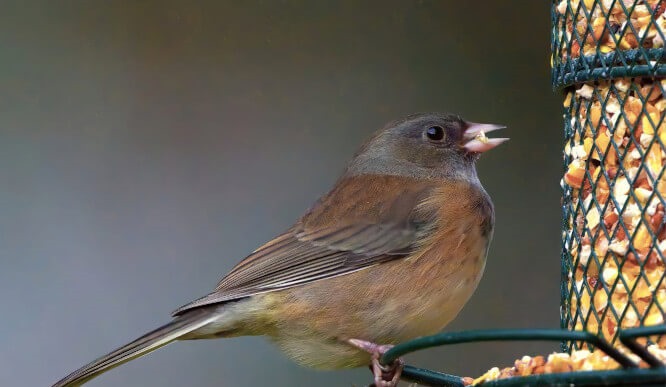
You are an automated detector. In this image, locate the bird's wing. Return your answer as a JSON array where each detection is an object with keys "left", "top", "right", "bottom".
[{"left": 172, "top": 175, "right": 435, "bottom": 315}]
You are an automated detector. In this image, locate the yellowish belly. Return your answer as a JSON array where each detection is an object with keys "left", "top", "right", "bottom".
[{"left": 256, "top": 234, "right": 489, "bottom": 370}]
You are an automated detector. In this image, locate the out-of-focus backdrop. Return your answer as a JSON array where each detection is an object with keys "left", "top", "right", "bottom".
[{"left": 1, "top": 1, "right": 562, "bottom": 386}]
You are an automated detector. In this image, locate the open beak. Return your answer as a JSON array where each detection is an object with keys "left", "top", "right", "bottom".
[{"left": 462, "top": 121, "right": 509, "bottom": 153}]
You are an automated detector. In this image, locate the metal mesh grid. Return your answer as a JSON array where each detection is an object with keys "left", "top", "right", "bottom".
[
  {"left": 552, "top": 0, "right": 666, "bottom": 86},
  {"left": 561, "top": 79, "right": 666, "bottom": 349},
  {"left": 553, "top": 0, "right": 666, "bottom": 352}
]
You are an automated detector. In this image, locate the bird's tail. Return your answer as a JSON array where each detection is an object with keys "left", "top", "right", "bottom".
[{"left": 53, "top": 309, "right": 219, "bottom": 387}]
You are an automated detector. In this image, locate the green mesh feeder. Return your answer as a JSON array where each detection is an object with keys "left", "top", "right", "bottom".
[
  {"left": 363, "top": 1, "right": 666, "bottom": 385},
  {"left": 555, "top": 0, "right": 666, "bottom": 351}
]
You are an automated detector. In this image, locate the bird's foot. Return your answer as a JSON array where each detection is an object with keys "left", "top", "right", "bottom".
[{"left": 348, "top": 338, "right": 404, "bottom": 387}]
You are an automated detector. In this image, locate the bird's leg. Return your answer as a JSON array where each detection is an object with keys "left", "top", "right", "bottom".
[{"left": 348, "top": 338, "right": 404, "bottom": 387}]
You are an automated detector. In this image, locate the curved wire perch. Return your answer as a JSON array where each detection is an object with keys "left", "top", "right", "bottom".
[
  {"left": 619, "top": 325, "right": 666, "bottom": 368},
  {"left": 372, "top": 327, "right": 666, "bottom": 386},
  {"left": 380, "top": 329, "right": 637, "bottom": 369},
  {"left": 399, "top": 366, "right": 465, "bottom": 387}
]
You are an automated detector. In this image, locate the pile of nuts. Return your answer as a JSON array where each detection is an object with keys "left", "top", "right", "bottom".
[
  {"left": 554, "top": 0, "right": 666, "bottom": 59},
  {"left": 466, "top": 345, "right": 666, "bottom": 385}
]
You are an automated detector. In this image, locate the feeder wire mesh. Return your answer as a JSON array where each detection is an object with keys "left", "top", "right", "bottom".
[{"left": 555, "top": 0, "right": 666, "bottom": 353}]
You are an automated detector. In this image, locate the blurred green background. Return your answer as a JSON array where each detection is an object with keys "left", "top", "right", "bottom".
[{"left": 1, "top": 1, "right": 563, "bottom": 386}]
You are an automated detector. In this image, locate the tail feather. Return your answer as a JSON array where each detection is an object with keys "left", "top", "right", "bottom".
[{"left": 53, "top": 309, "right": 218, "bottom": 387}]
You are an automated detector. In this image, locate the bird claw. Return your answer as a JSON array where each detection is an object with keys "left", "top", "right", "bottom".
[{"left": 347, "top": 339, "right": 404, "bottom": 387}]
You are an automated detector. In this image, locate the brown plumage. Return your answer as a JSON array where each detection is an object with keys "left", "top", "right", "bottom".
[{"left": 53, "top": 112, "right": 507, "bottom": 387}]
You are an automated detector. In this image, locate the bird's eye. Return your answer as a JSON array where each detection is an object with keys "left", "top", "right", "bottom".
[{"left": 425, "top": 126, "right": 445, "bottom": 141}]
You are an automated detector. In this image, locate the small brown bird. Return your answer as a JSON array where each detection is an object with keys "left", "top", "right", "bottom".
[{"left": 54, "top": 113, "right": 507, "bottom": 387}]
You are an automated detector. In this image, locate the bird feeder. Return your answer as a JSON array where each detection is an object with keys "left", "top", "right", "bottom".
[{"left": 556, "top": 0, "right": 666, "bottom": 352}]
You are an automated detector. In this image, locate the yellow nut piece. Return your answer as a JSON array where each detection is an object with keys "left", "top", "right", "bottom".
[
  {"left": 564, "top": 92, "right": 573, "bottom": 108},
  {"left": 642, "top": 113, "right": 659, "bottom": 135},
  {"left": 633, "top": 223, "right": 652, "bottom": 252},
  {"left": 589, "top": 103, "right": 602, "bottom": 128},
  {"left": 634, "top": 187, "right": 653, "bottom": 204},
  {"left": 564, "top": 159, "right": 586, "bottom": 189},
  {"left": 593, "top": 290, "right": 608, "bottom": 312},
  {"left": 646, "top": 145, "right": 663, "bottom": 179}
]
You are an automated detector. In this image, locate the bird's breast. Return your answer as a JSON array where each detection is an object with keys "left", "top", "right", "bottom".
[
  {"left": 392, "top": 181, "right": 494, "bottom": 336},
  {"left": 254, "top": 180, "right": 495, "bottom": 369}
]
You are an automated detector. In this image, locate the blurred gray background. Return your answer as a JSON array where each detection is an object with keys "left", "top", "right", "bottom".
[{"left": 1, "top": 1, "right": 563, "bottom": 386}]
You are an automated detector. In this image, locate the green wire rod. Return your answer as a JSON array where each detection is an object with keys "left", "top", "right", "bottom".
[
  {"left": 551, "top": 49, "right": 666, "bottom": 88},
  {"left": 380, "top": 326, "right": 666, "bottom": 387}
]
